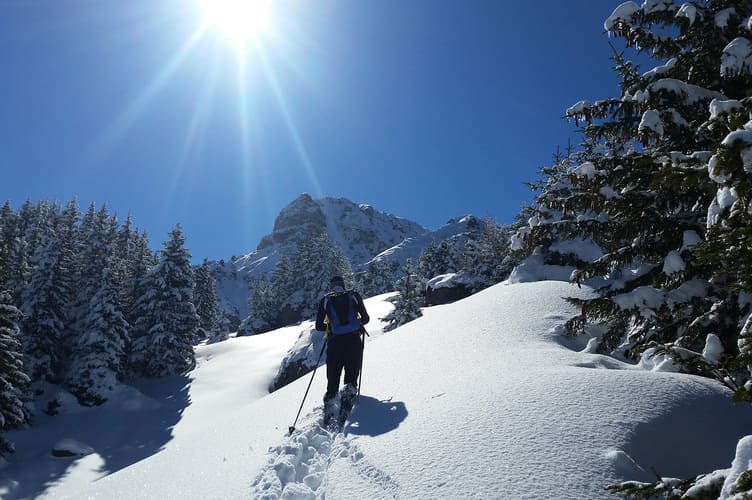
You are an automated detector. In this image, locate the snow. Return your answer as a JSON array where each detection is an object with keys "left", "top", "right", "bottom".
[
  {"left": 639, "top": 109, "right": 664, "bottom": 137},
  {"left": 716, "top": 8, "right": 737, "bottom": 29},
  {"left": 600, "top": 185, "right": 619, "bottom": 199},
  {"left": 425, "top": 272, "right": 477, "bottom": 290},
  {"left": 613, "top": 286, "right": 665, "bottom": 313},
  {"left": 676, "top": 3, "right": 698, "bottom": 26},
  {"left": 708, "top": 187, "right": 740, "bottom": 227},
  {"left": 642, "top": 58, "right": 677, "bottom": 79},
  {"left": 571, "top": 161, "right": 598, "bottom": 179},
  {"left": 681, "top": 229, "right": 702, "bottom": 251},
  {"left": 741, "top": 146, "right": 752, "bottom": 173},
  {"left": 52, "top": 439, "right": 95, "bottom": 457},
  {"left": 550, "top": 237, "right": 604, "bottom": 262},
  {"left": 721, "top": 38, "right": 752, "bottom": 77},
  {"left": 710, "top": 99, "right": 744, "bottom": 119},
  {"left": 722, "top": 128, "right": 752, "bottom": 148},
  {"left": 648, "top": 79, "right": 725, "bottom": 105},
  {"left": 642, "top": 0, "right": 672, "bottom": 16},
  {"left": 721, "top": 435, "right": 752, "bottom": 499},
  {"left": 605, "top": 2, "right": 640, "bottom": 32},
  {"left": 565, "top": 99, "right": 591, "bottom": 116},
  {"left": 703, "top": 334, "right": 724, "bottom": 365},
  {"left": 662, "top": 250, "right": 685, "bottom": 275},
  {"left": 718, "top": 187, "right": 740, "bottom": 211},
  {"left": 507, "top": 250, "right": 575, "bottom": 283},
  {"left": 3, "top": 282, "right": 752, "bottom": 499},
  {"left": 709, "top": 154, "right": 731, "bottom": 184}
]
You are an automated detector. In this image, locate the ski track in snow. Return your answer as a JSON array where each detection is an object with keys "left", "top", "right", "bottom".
[{"left": 250, "top": 407, "right": 399, "bottom": 500}]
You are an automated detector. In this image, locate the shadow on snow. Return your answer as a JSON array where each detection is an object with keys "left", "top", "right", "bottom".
[
  {"left": 0, "top": 375, "right": 191, "bottom": 500},
  {"left": 345, "top": 396, "right": 408, "bottom": 437}
]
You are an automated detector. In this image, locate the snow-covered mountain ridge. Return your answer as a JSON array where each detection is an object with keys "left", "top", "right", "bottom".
[{"left": 213, "top": 194, "right": 481, "bottom": 322}]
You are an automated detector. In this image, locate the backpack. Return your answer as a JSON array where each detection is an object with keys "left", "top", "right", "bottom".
[{"left": 324, "top": 291, "right": 361, "bottom": 335}]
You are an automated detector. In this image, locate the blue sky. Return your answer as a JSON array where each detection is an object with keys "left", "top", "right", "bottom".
[{"left": 1, "top": 1, "right": 627, "bottom": 262}]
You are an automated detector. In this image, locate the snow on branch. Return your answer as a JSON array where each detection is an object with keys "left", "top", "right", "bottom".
[
  {"left": 675, "top": 3, "right": 698, "bottom": 26},
  {"left": 721, "top": 38, "right": 752, "bottom": 77},
  {"left": 605, "top": 2, "right": 640, "bottom": 33}
]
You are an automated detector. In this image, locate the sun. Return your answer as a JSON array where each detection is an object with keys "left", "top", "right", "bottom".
[{"left": 198, "top": 0, "right": 273, "bottom": 48}]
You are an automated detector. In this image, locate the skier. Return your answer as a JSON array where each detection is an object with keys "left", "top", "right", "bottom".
[{"left": 315, "top": 275, "right": 370, "bottom": 422}]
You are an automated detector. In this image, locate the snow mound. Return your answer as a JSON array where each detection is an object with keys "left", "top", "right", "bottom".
[
  {"left": 507, "top": 251, "right": 574, "bottom": 284},
  {"left": 51, "top": 439, "right": 94, "bottom": 458}
]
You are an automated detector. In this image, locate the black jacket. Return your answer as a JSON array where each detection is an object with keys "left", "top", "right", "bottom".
[{"left": 315, "top": 290, "right": 370, "bottom": 332}]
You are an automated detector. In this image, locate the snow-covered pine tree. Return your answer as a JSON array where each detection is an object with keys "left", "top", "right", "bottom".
[
  {"left": 517, "top": 2, "right": 752, "bottom": 495},
  {"left": 356, "top": 258, "right": 398, "bottom": 298},
  {"left": 0, "top": 201, "right": 15, "bottom": 292},
  {"left": 461, "top": 218, "right": 513, "bottom": 288},
  {"left": 384, "top": 258, "right": 424, "bottom": 331},
  {"left": 0, "top": 291, "right": 29, "bottom": 457},
  {"left": 193, "top": 258, "right": 219, "bottom": 341},
  {"left": 417, "top": 240, "right": 438, "bottom": 280},
  {"left": 129, "top": 225, "right": 198, "bottom": 377},
  {"left": 65, "top": 266, "right": 128, "bottom": 406},
  {"left": 21, "top": 221, "right": 75, "bottom": 385},
  {"left": 685, "top": 4, "right": 752, "bottom": 402},
  {"left": 54, "top": 200, "right": 82, "bottom": 363},
  {"left": 125, "top": 231, "right": 156, "bottom": 322},
  {"left": 283, "top": 233, "right": 353, "bottom": 321},
  {"left": 112, "top": 214, "right": 138, "bottom": 313},
  {"left": 243, "top": 274, "right": 277, "bottom": 335},
  {"left": 270, "top": 254, "right": 294, "bottom": 307},
  {"left": 17, "top": 200, "right": 48, "bottom": 269},
  {"left": 520, "top": 2, "right": 748, "bottom": 366}
]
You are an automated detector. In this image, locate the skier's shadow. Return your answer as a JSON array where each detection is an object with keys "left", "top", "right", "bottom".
[{"left": 345, "top": 396, "right": 407, "bottom": 437}]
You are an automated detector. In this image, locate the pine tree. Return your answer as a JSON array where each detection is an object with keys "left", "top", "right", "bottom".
[
  {"left": 356, "top": 258, "right": 398, "bottom": 298},
  {"left": 384, "top": 259, "right": 424, "bottom": 331},
  {"left": 0, "top": 291, "right": 29, "bottom": 456},
  {"left": 270, "top": 254, "right": 294, "bottom": 308},
  {"left": 281, "top": 233, "right": 353, "bottom": 321},
  {"left": 243, "top": 274, "right": 277, "bottom": 334},
  {"left": 515, "top": 3, "right": 752, "bottom": 493},
  {"left": 65, "top": 266, "right": 128, "bottom": 406},
  {"left": 417, "top": 240, "right": 438, "bottom": 279},
  {"left": 112, "top": 214, "right": 138, "bottom": 313},
  {"left": 461, "top": 218, "right": 513, "bottom": 289},
  {"left": 193, "top": 259, "right": 219, "bottom": 340},
  {"left": 21, "top": 229, "right": 70, "bottom": 384},
  {"left": 517, "top": 2, "right": 750, "bottom": 365},
  {"left": 0, "top": 201, "right": 16, "bottom": 292},
  {"left": 129, "top": 225, "right": 198, "bottom": 377}
]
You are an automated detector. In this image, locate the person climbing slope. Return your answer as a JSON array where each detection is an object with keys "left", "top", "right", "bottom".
[{"left": 315, "top": 275, "right": 369, "bottom": 424}]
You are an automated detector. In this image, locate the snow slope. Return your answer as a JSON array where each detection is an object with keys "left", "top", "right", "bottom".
[{"left": 3, "top": 281, "right": 751, "bottom": 499}]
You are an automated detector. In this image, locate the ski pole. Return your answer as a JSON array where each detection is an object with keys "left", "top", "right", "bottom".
[
  {"left": 357, "top": 325, "right": 369, "bottom": 401},
  {"left": 288, "top": 331, "right": 328, "bottom": 436}
]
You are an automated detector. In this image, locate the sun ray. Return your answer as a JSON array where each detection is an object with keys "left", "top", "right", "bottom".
[
  {"left": 198, "top": 0, "right": 273, "bottom": 52},
  {"left": 257, "top": 48, "right": 323, "bottom": 198},
  {"left": 86, "top": 26, "right": 208, "bottom": 165},
  {"left": 167, "top": 51, "right": 222, "bottom": 203}
]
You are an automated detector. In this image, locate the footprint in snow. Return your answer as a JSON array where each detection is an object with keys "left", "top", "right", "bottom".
[{"left": 250, "top": 407, "right": 399, "bottom": 499}]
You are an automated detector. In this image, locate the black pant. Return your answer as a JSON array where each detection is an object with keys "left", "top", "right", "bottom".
[{"left": 325, "top": 333, "right": 363, "bottom": 399}]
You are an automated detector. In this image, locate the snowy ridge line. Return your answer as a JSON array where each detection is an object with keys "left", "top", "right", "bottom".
[{"left": 250, "top": 406, "right": 399, "bottom": 499}]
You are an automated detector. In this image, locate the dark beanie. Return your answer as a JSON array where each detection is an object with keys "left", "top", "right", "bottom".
[{"left": 330, "top": 276, "right": 345, "bottom": 287}]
